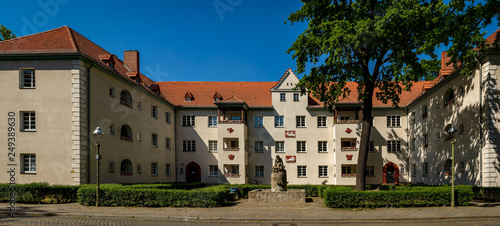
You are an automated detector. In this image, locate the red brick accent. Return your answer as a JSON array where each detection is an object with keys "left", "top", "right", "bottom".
[{"left": 124, "top": 50, "right": 140, "bottom": 72}]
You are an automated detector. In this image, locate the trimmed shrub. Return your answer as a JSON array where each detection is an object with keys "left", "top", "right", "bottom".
[
  {"left": 77, "top": 184, "right": 228, "bottom": 207},
  {"left": 0, "top": 183, "right": 79, "bottom": 204}
]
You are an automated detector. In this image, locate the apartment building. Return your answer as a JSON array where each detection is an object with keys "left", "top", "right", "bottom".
[{"left": 0, "top": 26, "right": 498, "bottom": 186}]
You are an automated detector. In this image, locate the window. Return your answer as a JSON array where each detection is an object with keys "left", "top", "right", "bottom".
[
  {"left": 387, "top": 116, "right": 401, "bottom": 127},
  {"left": 224, "top": 164, "right": 239, "bottom": 176},
  {"left": 459, "top": 161, "right": 465, "bottom": 172},
  {"left": 137, "top": 164, "right": 142, "bottom": 173},
  {"left": 109, "top": 125, "right": 115, "bottom": 135},
  {"left": 274, "top": 116, "right": 284, "bottom": 127},
  {"left": 255, "top": 165, "right": 264, "bottom": 177},
  {"left": 339, "top": 116, "right": 350, "bottom": 121},
  {"left": 318, "top": 141, "right": 327, "bottom": 153},
  {"left": 436, "top": 132, "right": 441, "bottom": 141},
  {"left": 137, "top": 100, "right": 142, "bottom": 110},
  {"left": 185, "top": 96, "right": 191, "bottom": 102},
  {"left": 444, "top": 88, "right": 455, "bottom": 106},
  {"left": 412, "top": 164, "right": 416, "bottom": 177},
  {"left": 182, "top": 115, "right": 195, "bottom": 127},
  {"left": 459, "top": 86, "right": 465, "bottom": 96},
  {"left": 341, "top": 165, "right": 356, "bottom": 176},
  {"left": 317, "top": 116, "right": 327, "bottom": 127},
  {"left": 459, "top": 124, "right": 464, "bottom": 134},
  {"left": 368, "top": 141, "right": 375, "bottom": 152},
  {"left": 120, "top": 90, "right": 133, "bottom": 107},
  {"left": 120, "top": 125, "right": 132, "bottom": 141},
  {"left": 209, "top": 165, "right": 218, "bottom": 176},
  {"left": 22, "top": 154, "right": 36, "bottom": 173},
  {"left": 254, "top": 116, "right": 263, "bottom": 127},
  {"left": 183, "top": 140, "right": 196, "bottom": 152},
  {"left": 21, "top": 112, "right": 36, "bottom": 131},
  {"left": 293, "top": 93, "right": 299, "bottom": 102},
  {"left": 410, "top": 112, "right": 416, "bottom": 124},
  {"left": 318, "top": 165, "right": 328, "bottom": 177},
  {"left": 20, "top": 69, "right": 35, "bottom": 88},
  {"left": 422, "top": 105, "right": 428, "bottom": 119},
  {"left": 120, "top": 159, "right": 133, "bottom": 175},
  {"left": 151, "top": 105, "right": 158, "bottom": 119},
  {"left": 387, "top": 140, "right": 401, "bottom": 152},
  {"left": 166, "top": 164, "right": 171, "bottom": 176},
  {"left": 296, "top": 116, "right": 306, "bottom": 128},
  {"left": 179, "top": 167, "right": 184, "bottom": 175},
  {"left": 423, "top": 162, "right": 429, "bottom": 176},
  {"left": 280, "top": 93, "right": 286, "bottom": 102},
  {"left": 165, "top": 138, "right": 171, "bottom": 150},
  {"left": 411, "top": 138, "right": 416, "bottom": 151},
  {"left": 209, "top": 140, "right": 217, "bottom": 152},
  {"left": 444, "top": 159, "right": 452, "bottom": 174},
  {"left": 109, "top": 87, "right": 115, "bottom": 97},
  {"left": 423, "top": 134, "right": 428, "bottom": 147},
  {"left": 137, "top": 132, "right": 142, "bottom": 141},
  {"left": 151, "top": 134, "right": 158, "bottom": 147},
  {"left": 208, "top": 116, "right": 217, "bottom": 127},
  {"left": 109, "top": 162, "right": 115, "bottom": 172},
  {"left": 297, "top": 141, "right": 306, "bottom": 153},
  {"left": 365, "top": 166, "right": 375, "bottom": 177},
  {"left": 275, "top": 141, "right": 284, "bottom": 153},
  {"left": 165, "top": 112, "right": 171, "bottom": 124},
  {"left": 254, "top": 141, "right": 264, "bottom": 153},
  {"left": 151, "top": 162, "right": 158, "bottom": 176},
  {"left": 297, "top": 166, "right": 307, "bottom": 177}
]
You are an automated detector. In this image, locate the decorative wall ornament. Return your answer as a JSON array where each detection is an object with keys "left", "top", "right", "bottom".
[
  {"left": 285, "top": 155, "right": 296, "bottom": 162},
  {"left": 227, "top": 128, "right": 234, "bottom": 133},
  {"left": 346, "top": 155, "right": 353, "bottom": 160},
  {"left": 345, "top": 128, "right": 352, "bottom": 134},
  {"left": 285, "top": 130, "right": 296, "bottom": 138},
  {"left": 228, "top": 154, "right": 235, "bottom": 160}
]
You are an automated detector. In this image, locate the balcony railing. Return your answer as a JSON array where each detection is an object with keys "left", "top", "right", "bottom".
[
  {"left": 341, "top": 174, "right": 356, "bottom": 177},
  {"left": 223, "top": 147, "right": 240, "bottom": 151},
  {"left": 336, "top": 120, "right": 361, "bottom": 124},
  {"left": 120, "top": 100, "right": 133, "bottom": 108},
  {"left": 120, "top": 136, "right": 133, "bottom": 142},
  {"left": 224, "top": 174, "right": 240, "bottom": 177},
  {"left": 341, "top": 147, "right": 357, "bottom": 151},
  {"left": 219, "top": 120, "right": 246, "bottom": 124}
]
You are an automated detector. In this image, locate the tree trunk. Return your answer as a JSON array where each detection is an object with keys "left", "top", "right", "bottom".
[{"left": 355, "top": 84, "right": 374, "bottom": 191}]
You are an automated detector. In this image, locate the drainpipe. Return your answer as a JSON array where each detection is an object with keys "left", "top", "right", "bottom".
[
  {"left": 86, "top": 62, "right": 94, "bottom": 183},
  {"left": 174, "top": 108, "right": 178, "bottom": 182},
  {"left": 475, "top": 57, "right": 483, "bottom": 188},
  {"left": 405, "top": 107, "right": 410, "bottom": 182}
]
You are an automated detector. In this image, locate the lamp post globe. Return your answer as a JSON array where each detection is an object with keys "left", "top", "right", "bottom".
[
  {"left": 93, "top": 127, "right": 103, "bottom": 207},
  {"left": 446, "top": 124, "right": 458, "bottom": 207}
]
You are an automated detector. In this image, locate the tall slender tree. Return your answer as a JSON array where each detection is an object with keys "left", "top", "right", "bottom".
[
  {"left": 287, "top": 0, "right": 500, "bottom": 190},
  {"left": 0, "top": 25, "right": 17, "bottom": 41}
]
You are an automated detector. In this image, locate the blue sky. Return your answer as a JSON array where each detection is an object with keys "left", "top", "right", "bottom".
[{"left": 1, "top": 1, "right": 499, "bottom": 82}]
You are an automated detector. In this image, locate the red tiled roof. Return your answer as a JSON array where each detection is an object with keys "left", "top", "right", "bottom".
[{"left": 157, "top": 82, "right": 276, "bottom": 107}]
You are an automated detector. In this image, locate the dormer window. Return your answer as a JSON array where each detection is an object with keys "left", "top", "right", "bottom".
[
  {"left": 185, "top": 91, "right": 194, "bottom": 102},
  {"left": 444, "top": 88, "right": 454, "bottom": 107},
  {"left": 109, "top": 62, "right": 114, "bottom": 69},
  {"left": 213, "top": 91, "right": 223, "bottom": 102},
  {"left": 99, "top": 54, "right": 115, "bottom": 70}
]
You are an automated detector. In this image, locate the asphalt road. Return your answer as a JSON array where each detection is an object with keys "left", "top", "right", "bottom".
[{"left": 1, "top": 216, "right": 500, "bottom": 226}]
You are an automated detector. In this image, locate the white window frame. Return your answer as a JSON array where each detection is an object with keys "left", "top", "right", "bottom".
[
  {"left": 22, "top": 154, "right": 36, "bottom": 173},
  {"left": 183, "top": 140, "right": 196, "bottom": 152},
  {"left": 254, "top": 116, "right": 264, "bottom": 127},
  {"left": 182, "top": 115, "right": 195, "bottom": 127},
  {"left": 274, "top": 116, "right": 284, "bottom": 127},
  {"left": 423, "top": 162, "right": 429, "bottom": 176},
  {"left": 208, "top": 115, "right": 217, "bottom": 127},
  {"left": 151, "top": 162, "right": 158, "bottom": 176},
  {"left": 151, "top": 105, "right": 158, "bottom": 119},
  {"left": 387, "top": 140, "right": 401, "bottom": 152},
  {"left": 21, "top": 111, "right": 36, "bottom": 132},
  {"left": 275, "top": 141, "right": 285, "bottom": 153},
  {"left": 297, "top": 141, "right": 306, "bottom": 153},
  {"left": 296, "top": 116, "right": 306, "bottom": 128},
  {"left": 165, "top": 112, "right": 171, "bottom": 124},
  {"left": 165, "top": 137, "right": 171, "bottom": 150},
  {"left": 109, "top": 162, "right": 115, "bottom": 172},
  {"left": 280, "top": 93, "right": 286, "bottom": 102},
  {"left": 151, "top": 133, "right": 158, "bottom": 147},
  {"left": 318, "top": 141, "right": 327, "bottom": 153},
  {"left": 209, "top": 140, "right": 218, "bottom": 152},
  {"left": 109, "top": 87, "right": 115, "bottom": 98},
  {"left": 387, "top": 116, "right": 401, "bottom": 127},
  {"left": 365, "top": 166, "right": 375, "bottom": 177},
  {"left": 368, "top": 141, "right": 375, "bottom": 152},
  {"left": 254, "top": 141, "right": 264, "bottom": 153},
  {"left": 166, "top": 164, "right": 171, "bottom": 176},
  {"left": 20, "top": 69, "right": 35, "bottom": 89},
  {"left": 255, "top": 165, "right": 264, "bottom": 178},
  {"left": 297, "top": 165, "right": 307, "bottom": 177},
  {"left": 318, "top": 165, "right": 328, "bottom": 177},
  {"left": 293, "top": 93, "right": 299, "bottom": 102},
  {"left": 317, "top": 116, "right": 327, "bottom": 127},
  {"left": 209, "top": 165, "right": 218, "bottom": 176}
]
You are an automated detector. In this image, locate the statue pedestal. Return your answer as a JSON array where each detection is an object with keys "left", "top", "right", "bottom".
[
  {"left": 248, "top": 189, "right": 305, "bottom": 203},
  {"left": 271, "top": 171, "right": 287, "bottom": 192}
]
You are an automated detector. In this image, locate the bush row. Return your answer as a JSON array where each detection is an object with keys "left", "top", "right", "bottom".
[
  {"left": 77, "top": 184, "right": 227, "bottom": 207},
  {"left": 0, "top": 182, "right": 79, "bottom": 204},
  {"left": 323, "top": 185, "right": 475, "bottom": 208}
]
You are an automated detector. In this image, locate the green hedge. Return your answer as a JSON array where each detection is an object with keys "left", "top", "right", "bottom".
[
  {"left": 0, "top": 182, "right": 79, "bottom": 204},
  {"left": 77, "top": 184, "right": 228, "bottom": 207},
  {"left": 477, "top": 187, "right": 500, "bottom": 201},
  {"left": 324, "top": 185, "right": 475, "bottom": 208}
]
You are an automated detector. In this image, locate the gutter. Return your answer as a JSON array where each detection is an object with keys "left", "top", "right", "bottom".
[
  {"left": 404, "top": 107, "right": 410, "bottom": 182},
  {"left": 86, "top": 61, "right": 94, "bottom": 183},
  {"left": 475, "top": 57, "right": 483, "bottom": 188}
]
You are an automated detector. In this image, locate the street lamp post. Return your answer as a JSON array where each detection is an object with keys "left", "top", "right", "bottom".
[
  {"left": 447, "top": 124, "right": 458, "bottom": 207},
  {"left": 93, "top": 127, "right": 103, "bottom": 207}
]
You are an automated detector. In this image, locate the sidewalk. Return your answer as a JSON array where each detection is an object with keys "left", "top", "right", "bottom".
[{"left": 1, "top": 198, "right": 500, "bottom": 222}]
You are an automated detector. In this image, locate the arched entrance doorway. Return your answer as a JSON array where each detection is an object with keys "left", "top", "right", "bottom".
[
  {"left": 383, "top": 162, "right": 399, "bottom": 184},
  {"left": 186, "top": 162, "right": 201, "bottom": 183}
]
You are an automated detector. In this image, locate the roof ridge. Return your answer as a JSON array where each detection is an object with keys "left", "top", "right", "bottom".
[
  {"left": 0, "top": 25, "right": 70, "bottom": 44},
  {"left": 65, "top": 26, "right": 79, "bottom": 52}
]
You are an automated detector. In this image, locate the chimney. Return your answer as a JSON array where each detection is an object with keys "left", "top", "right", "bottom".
[
  {"left": 124, "top": 50, "right": 140, "bottom": 73},
  {"left": 439, "top": 51, "right": 454, "bottom": 78}
]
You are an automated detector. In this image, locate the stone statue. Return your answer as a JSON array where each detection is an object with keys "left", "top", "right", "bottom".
[{"left": 271, "top": 155, "right": 287, "bottom": 191}]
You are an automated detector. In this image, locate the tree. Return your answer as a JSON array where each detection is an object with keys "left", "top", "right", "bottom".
[
  {"left": 0, "top": 25, "right": 17, "bottom": 41},
  {"left": 287, "top": 0, "right": 500, "bottom": 191}
]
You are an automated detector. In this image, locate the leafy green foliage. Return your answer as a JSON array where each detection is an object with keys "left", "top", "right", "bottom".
[
  {"left": 0, "top": 25, "right": 16, "bottom": 41},
  {"left": 287, "top": 0, "right": 500, "bottom": 190},
  {"left": 0, "top": 182, "right": 79, "bottom": 203}
]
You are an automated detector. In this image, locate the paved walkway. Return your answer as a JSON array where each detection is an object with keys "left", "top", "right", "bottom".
[{"left": 1, "top": 198, "right": 500, "bottom": 222}]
